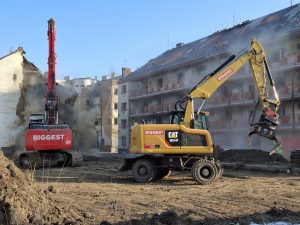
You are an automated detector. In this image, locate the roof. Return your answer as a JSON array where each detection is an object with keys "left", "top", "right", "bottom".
[
  {"left": 0, "top": 47, "right": 41, "bottom": 73},
  {"left": 0, "top": 47, "right": 25, "bottom": 61},
  {"left": 123, "top": 4, "right": 300, "bottom": 82}
]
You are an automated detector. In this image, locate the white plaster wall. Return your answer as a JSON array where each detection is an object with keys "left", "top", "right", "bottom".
[{"left": 0, "top": 51, "right": 24, "bottom": 147}]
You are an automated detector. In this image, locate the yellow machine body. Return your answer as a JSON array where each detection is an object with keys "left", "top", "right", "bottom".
[{"left": 129, "top": 123, "right": 213, "bottom": 154}]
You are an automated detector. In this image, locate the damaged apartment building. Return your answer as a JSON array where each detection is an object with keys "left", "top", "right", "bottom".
[
  {"left": 0, "top": 47, "right": 42, "bottom": 155},
  {"left": 58, "top": 74, "right": 120, "bottom": 153},
  {"left": 120, "top": 4, "right": 300, "bottom": 157}
]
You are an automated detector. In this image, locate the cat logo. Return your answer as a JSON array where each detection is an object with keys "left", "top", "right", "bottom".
[
  {"left": 168, "top": 131, "right": 178, "bottom": 139},
  {"left": 165, "top": 130, "right": 181, "bottom": 146}
]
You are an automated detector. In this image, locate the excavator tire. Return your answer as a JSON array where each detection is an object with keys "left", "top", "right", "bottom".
[
  {"left": 155, "top": 168, "right": 171, "bottom": 181},
  {"left": 290, "top": 150, "right": 300, "bottom": 167},
  {"left": 192, "top": 159, "right": 217, "bottom": 185},
  {"left": 132, "top": 158, "right": 157, "bottom": 183},
  {"left": 214, "top": 159, "right": 224, "bottom": 178},
  {"left": 19, "top": 154, "right": 31, "bottom": 169}
]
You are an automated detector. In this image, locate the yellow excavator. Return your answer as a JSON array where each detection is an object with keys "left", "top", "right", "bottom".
[{"left": 120, "top": 38, "right": 281, "bottom": 184}]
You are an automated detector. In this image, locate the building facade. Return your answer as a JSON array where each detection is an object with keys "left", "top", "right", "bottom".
[
  {"left": 121, "top": 4, "right": 300, "bottom": 158},
  {"left": 96, "top": 74, "right": 119, "bottom": 152},
  {"left": 118, "top": 68, "right": 131, "bottom": 152},
  {"left": 0, "top": 48, "right": 42, "bottom": 152}
]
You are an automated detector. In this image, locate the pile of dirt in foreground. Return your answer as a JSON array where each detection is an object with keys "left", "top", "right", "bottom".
[
  {"left": 0, "top": 151, "right": 82, "bottom": 225},
  {"left": 99, "top": 208, "right": 300, "bottom": 225},
  {"left": 215, "top": 149, "right": 288, "bottom": 164}
]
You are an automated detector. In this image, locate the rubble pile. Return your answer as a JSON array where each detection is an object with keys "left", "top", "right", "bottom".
[
  {"left": 0, "top": 151, "right": 81, "bottom": 225},
  {"left": 215, "top": 149, "right": 288, "bottom": 164}
]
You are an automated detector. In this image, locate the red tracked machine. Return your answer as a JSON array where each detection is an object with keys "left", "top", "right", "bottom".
[{"left": 17, "top": 19, "right": 82, "bottom": 168}]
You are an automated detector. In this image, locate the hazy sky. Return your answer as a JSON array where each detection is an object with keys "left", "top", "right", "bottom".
[{"left": 0, "top": 0, "right": 299, "bottom": 79}]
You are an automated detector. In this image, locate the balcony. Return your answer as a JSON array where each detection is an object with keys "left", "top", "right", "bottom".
[
  {"left": 294, "top": 82, "right": 300, "bottom": 97},
  {"left": 279, "top": 114, "right": 293, "bottom": 128},
  {"left": 295, "top": 114, "right": 300, "bottom": 127},
  {"left": 130, "top": 83, "right": 186, "bottom": 100},
  {"left": 277, "top": 85, "right": 292, "bottom": 99},
  {"left": 208, "top": 120, "right": 230, "bottom": 130}
]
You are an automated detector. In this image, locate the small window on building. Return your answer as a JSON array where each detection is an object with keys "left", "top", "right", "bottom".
[
  {"left": 114, "top": 103, "right": 118, "bottom": 110},
  {"left": 75, "top": 85, "right": 79, "bottom": 87},
  {"left": 121, "top": 102, "right": 127, "bottom": 112},
  {"left": 114, "top": 118, "right": 118, "bottom": 125},
  {"left": 297, "top": 43, "right": 300, "bottom": 50},
  {"left": 13, "top": 74, "right": 17, "bottom": 81},
  {"left": 114, "top": 88, "right": 118, "bottom": 95},
  {"left": 157, "top": 98, "right": 162, "bottom": 106},
  {"left": 81, "top": 85, "right": 84, "bottom": 87},
  {"left": 121, "top": 85, "right": 127, "bottom": 94},
  {"left": 177, "top": 72, "right": 184, "bottom": 83},
  {"left": 279, "top": 48, "right": 285, "bottom": 59},
  {"left": 121, "top": 136, "right": 126, "bottom": 146},
  {"left": 121, "top": 119, "right": 127, "bottom": 128},
  {"left": 95, "top": 121, "right": 99, "bottom": 126},
  {"left": 157, "top": 78, "right": 163, "bottom": 88}
]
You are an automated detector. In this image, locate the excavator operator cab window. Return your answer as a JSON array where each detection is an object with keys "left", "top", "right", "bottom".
[
  {"left": 170, "top": 110, "right": 184, "bottom": 124},
  {"left": 194, "top": 112, "right": 209, "bottom": 130}
]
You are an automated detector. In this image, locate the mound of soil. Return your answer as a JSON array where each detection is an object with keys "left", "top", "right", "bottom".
[
  {"left": 100, "top": 208, "right": 300, "bottom": 225},
  {"left": 0, "top": 151, "right": 82, "bottom": 225},
  {"left": 215, "top": 149, "right": 288, "bottom": 164}
]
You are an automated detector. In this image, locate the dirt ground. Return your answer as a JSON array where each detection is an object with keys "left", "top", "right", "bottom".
[
  {"left": 1, "top": 151, "right": 300, "bottom": 225},
  {"left": 31, "top": 155, "right": 300, "bottom": 225}
]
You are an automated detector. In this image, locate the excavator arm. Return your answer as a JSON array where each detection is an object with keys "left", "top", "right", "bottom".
[{"left": 179, "top": 38, "right": 281, "bottom": 154}]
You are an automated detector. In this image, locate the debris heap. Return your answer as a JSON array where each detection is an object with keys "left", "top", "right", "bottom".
[{"left": 0, "top": 151, "right": 81, "bottom": 225}]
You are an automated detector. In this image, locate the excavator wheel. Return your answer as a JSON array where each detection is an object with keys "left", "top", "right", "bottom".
[
  {"left": 192, "top": 159, "right": 217, "bottom": 185},
  {"left": 132, "top": 158, "right": 157, "bottom": 183},
  {"left": 214, "top": 159, "right": 224, "bottom": 178},
  {"left": 19, "top": 154, "right": 31, "bottom": 169},
  {"left": 155, "top": 168, "right": 171, "bottom": 181}
]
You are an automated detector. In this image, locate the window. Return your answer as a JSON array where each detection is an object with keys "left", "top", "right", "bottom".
[
  {"left": 157, "top": 78, "right": 163, "bottom": 89},
  {"left": 121, "top": 119, "right": 127, "bottom": 128},
  {"left": 121, "top": 85, "right": 127, "bottom": 94},
  {"left": 114, "top": 88, "right": 118, "bottom": 95},
  {"left": 81, "top": 85, "right": 84, "bottom": 87},
  {"left": 121, "top": 136, "right": 126, "bottom": 146},
  {"left": 157, "top": 98, "right": 162, "bottom": 106},
  {"left": 177, "top": 72, "right": 184, "bottom": 83},
  {"left": 279, "top": 48, "right": 285, "bottom": 59},
  {"left": 114, "top": 118, "right": 118, "bottom": 125},
  {"left": 13, "top": 74, "right": 17, "bottom": 81},
  {"left": 297, "top": 43, "right": 300, "bottom": 50},
  {"left": 114, "top": 103, "right": 118, "bottom": 110},
  {"left": 75, "top": 85, "right": 79, "bottom": 87},
  {"left": 121, "top": 102, "right": 127, "bottom": 112},
  {"left": 298, "top": 102, "right": 300, "bottom": 110}
]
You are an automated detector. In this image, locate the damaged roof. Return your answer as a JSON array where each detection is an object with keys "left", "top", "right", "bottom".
[
  {"left": 123, "top": 4, "right": 300, "bottom": 82},
  {"left": 0, "top": 47, "right": 41, "bottom": 73}
]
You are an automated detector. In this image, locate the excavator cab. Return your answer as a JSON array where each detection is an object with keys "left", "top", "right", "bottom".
[{"left": 170, "top": 110, "right": 209, "bottom": 130}]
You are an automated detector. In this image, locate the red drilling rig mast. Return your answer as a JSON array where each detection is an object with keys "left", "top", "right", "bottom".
[{"left": 17, "top": 18, "right": 82, "bottom": 168}]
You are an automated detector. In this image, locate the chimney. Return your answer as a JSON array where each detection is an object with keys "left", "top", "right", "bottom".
[
  {"left": 176, "top": 42, "right": 184, "bottom": 48},
  {"left": 122, "top": 67, "right": 131, "bottom": 77}
]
